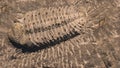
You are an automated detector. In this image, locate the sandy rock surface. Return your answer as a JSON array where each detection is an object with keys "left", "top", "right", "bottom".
[{"left": 0, "top": 0, "right": 120, "bottom": 68}]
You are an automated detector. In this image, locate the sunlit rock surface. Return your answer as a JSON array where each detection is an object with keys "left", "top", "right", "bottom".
[{"left": 0, "top": 0, "right": 120, "bottom": 68}]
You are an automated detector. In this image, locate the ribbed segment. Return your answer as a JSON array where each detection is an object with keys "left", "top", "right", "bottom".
[{"left": 19, "top": 5, "right": 86, "bottom": 46}]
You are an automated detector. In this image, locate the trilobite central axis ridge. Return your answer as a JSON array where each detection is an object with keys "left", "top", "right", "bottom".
[{"left": 8, "top": 5, "right": 87, "bottom": 51}]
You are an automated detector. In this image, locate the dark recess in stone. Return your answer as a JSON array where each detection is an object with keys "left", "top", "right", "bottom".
[{"left": 9, "top": 30, "right": 80, "bottom": 53}]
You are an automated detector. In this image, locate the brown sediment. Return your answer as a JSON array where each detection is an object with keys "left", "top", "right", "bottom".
[{"left": 0, "top": 0, "right": 120, "bottom": 68}]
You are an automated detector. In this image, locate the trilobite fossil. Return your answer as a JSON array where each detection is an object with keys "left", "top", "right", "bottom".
[{"left": 8, "top": 5, "right": 87, "bottom": 47}]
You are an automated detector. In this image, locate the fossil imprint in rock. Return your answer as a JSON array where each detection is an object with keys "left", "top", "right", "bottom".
[{"left": 8, "top": 5, "right": 88, "bottom": 47}]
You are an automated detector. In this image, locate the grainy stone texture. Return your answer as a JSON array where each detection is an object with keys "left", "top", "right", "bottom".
[{"left": 0, "top": 0, "right": 120, "bottom": 68}]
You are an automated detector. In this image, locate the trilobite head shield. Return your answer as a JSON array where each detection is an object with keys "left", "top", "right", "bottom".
[{"left": 8, "top": 22, "right": 26, "bottom": 45}]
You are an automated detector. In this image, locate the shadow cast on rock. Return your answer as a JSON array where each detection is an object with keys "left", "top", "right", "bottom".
[{"left": 9, "top": 31, "right": 80, "bottom": 53}]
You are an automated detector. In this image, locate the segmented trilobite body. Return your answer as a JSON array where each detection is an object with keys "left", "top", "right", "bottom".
[{"left": 13, "top": 5, "right": 87, "bottom": 46}]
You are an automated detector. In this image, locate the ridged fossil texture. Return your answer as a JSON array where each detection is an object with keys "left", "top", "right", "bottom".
[{"left": 8, "top": 5, "right": 87, "bottom": 47}]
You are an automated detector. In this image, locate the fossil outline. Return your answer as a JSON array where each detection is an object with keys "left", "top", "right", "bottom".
[{"left": 8, "top": 5, "right": 87, "bottom": 48}]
